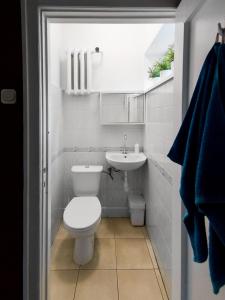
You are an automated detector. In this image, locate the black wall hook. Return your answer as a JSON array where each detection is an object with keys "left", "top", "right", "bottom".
[{"left": 216, "top": 22, "right": 225, "bottom": 43}]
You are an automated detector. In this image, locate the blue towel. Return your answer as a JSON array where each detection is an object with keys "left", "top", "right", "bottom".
[{"left": 167, "top": 43, "right": 225, "bottom": 294}]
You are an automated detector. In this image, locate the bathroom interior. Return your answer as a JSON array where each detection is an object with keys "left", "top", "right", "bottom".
[{"left": 48, "top": 21, "right": 175, "bottom": 300}]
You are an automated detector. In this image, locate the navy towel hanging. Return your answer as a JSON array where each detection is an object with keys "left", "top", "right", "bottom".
[{"left": 167, "top": 43, "right": 225, "bottom": 294}]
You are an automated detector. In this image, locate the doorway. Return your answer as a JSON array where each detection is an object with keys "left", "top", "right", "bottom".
[{"left": 23, "top": 6, "right": 188, "bottom": 300}]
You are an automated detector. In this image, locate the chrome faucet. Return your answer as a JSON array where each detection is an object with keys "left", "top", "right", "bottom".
[{"left": 122, "top": 134, "right": 128, "bottom": 154}]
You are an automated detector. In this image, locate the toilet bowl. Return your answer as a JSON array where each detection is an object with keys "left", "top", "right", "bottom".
[
  {"left": 63, "top": 165, "right": 103, "bottom": 265},
  {"left": 64, "top": 196, "right": 101, "bottom": 264}
]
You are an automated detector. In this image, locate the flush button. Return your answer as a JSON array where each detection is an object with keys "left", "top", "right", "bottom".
[{"left": 1, "top": 89, "right": 16, "bottom": 104}]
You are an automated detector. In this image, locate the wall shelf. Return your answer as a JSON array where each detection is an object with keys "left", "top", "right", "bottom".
[{"left": 145, "top": 74, "right": 174, "bottom": 94}]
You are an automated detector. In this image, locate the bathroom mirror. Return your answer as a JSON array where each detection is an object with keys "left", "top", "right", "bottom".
[{"left": 100, "top": 92, "right": 145, "bottom": 124}]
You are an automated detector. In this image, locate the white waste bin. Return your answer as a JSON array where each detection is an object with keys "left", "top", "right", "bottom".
[{"left": 128, "top": 194, "right": 145, "bottom": 226}]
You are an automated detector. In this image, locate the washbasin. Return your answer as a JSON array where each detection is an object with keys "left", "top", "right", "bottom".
[{"left": 106, "top": 152, "right": 147, "bottom": 171}]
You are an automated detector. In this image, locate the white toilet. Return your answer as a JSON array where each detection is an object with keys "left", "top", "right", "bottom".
[{"left": 63, "top": 165, "right": 103, "bottom": 265}]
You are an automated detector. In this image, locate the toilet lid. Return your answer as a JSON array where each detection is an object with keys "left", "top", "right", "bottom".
[{"left": 63, "top": 197, "right": 101, "bottom": 230}]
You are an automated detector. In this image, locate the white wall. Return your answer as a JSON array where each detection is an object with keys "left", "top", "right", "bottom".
[
  {"left": 60, "top": 23, "right": 162, "bottom": 91},
  {"left": 143, "top": 79, "right": 175, "bottom": 297},
  {"left": 186, "top": 0, "right": 225, "bottom": 299},
  {"left": 48, "top": 24, "right": 65, "bottom": 242}
]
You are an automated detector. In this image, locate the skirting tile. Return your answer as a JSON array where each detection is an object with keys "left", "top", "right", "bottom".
[{"left": 101, "top": 206, "right": 129, "bottom": 218}]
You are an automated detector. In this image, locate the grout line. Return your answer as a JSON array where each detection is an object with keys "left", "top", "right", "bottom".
[
  {"left": 116, "top": 269, "right": 120, "bottom": 300},
  {"left": 144, "top": 237, "right": 169, "bottom": 299},
  {"left": 146, "top": 239, "right": 169, "bottom": 300},
  {"left": 154, "top": 268, "right": 169, "bottom": 300},
  {"left": 79, "top": 268, "right": 117, "bottom": 270},
  {"left": 115, "top": 237, "right": 120, "bottom": 300},
  {"left": 158, "top": 269, "right": 169, "bottom": 299},
  {"left": 114, "top": 236, "right": 147, "bottom": 239},
  {"left": 73, "top": 268, "right": 80, "bottom": 300},
  {"left": 153, "top": 268, "right": 164, "bottom": 300},
  {"left": 143, "top": 239, "right": 156, "bottom": 269},
  {"left": 50, "top": 265, "right": 80, "bottom": 270},
  {"left": 95, "top": 236, "right": 115, "bottom": 239},
  {"left": 115, "top": 268, "right": 154, "bottom": 270},
  {"left": 114, "top": 236, "right": 145, "bottom": 239},
  {"left": 145, "top": 239, "right": 158, "bottom": 269}
]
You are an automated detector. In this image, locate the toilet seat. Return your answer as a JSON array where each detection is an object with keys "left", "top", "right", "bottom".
[{"left": 63, "top": 197, "right": 101, "bottom": 231}]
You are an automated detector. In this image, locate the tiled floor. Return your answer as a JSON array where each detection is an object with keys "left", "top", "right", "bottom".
[{"left": 50, "top": 218, "right": 169, "bottom": 300}]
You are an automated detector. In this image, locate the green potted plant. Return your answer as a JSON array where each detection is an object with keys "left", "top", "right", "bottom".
[
  {"left": 166, "top": 46, "right": 175, "bottom": 71},
  {"left": 148, "top": 61, "right": 161, "bottom": 84},
  {"left": 159, "top": 47, "right": 174, "bottom": 77},
  {"left": 148, "top": 46, "right": 175, "bottom": 82},
  {"left": 158, "top": 58, "right": 171, "bottom": 77}
]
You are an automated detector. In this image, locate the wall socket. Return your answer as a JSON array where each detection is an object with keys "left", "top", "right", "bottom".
[{"left": 1, "top": 89, "right": 16, "bottom": 104}]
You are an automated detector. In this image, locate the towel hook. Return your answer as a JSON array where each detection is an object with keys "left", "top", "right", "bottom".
[
  {"left": 216, "top": 22, "right": 225, "bottom": 44},
  {"left": 91, "top": 47, "right": 103, "bottom": 55}
]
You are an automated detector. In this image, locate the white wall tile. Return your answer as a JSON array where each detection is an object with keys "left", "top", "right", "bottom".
[
  {"left": 144, "top": 160, "right": 172, "bottom": 295},
  {"left": 143, "top": 80, "right": 174, "bottom": 296}
]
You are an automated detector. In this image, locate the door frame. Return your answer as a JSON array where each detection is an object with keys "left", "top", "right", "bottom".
[{"left": 21, "top": 1, "right": 206, "bottom": 300}]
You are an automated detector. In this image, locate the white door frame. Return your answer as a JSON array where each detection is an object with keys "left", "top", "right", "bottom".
[{"left": 21, "top": 2, "right": 206, "bottom": 300}]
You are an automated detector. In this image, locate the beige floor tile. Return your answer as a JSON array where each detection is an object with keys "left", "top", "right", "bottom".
[
  {"left": 155, "top": 269, "right": 169, "bottom": 300},
  {"left": 117, "top": 270, "right": 163, "bottom": 300},
  {"left": 51, "top": 239, "right": 79, "bottom": 270},
  {"left": 55, "top": 224, "right": 72, "bottom": 240},
  {"left": 49, "top": 270, "right": 78, "bottom": 300},
  {"left": 116, "top": 239, "right": 153, "bottom": 269},
  {"left": 113, "top": 218, "right": 145, "bottom": 238},
  {"left": 146, "top": 239, "right": 158, "bottom": 269},
  {"left": 96, "top": 218, "right": 115, "bottom": 238},
  {"left": 75, "top": 270, "right": 118, "bottom": 300},
  {"left": 80, "top": 238, "right": 116, "bottom": 270}
]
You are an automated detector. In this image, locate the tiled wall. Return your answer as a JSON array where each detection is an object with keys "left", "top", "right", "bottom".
[
  {"left": 143, "top": 79, "right": 174, "bottom": 296},
  {"left": 144, "top": 80, "right": 174, "bottom": 156},
  {"left": 63, "top": 93, "right": 143, "bottom": 148},
  {"left": 48, "top": 24, "right": 66, "bottom": 243},
  {"left": 144, "top": 160, "right": 172, "bottom": 295},
  {"left": 49, "top": 85, "right": 65, "bottom": 243},
  {"left": 63, "top": 93, "right": 144, "bottom": 216}
]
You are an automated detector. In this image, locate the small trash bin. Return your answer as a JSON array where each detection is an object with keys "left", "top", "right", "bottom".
[{"left": 128, "top": 194, "right": 145, "bottom": 226}]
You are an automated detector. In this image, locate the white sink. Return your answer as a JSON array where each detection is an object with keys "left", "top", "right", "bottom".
[{"left": 106, "top": 152, "right": 147, "bottom": 171}]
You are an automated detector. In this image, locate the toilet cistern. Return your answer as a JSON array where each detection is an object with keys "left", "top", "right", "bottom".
[{"left": 122, "top": 133, "right": 128, "bottom": 154}]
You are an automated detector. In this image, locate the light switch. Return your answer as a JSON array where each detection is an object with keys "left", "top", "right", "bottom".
[{"left": 1, "top": 89, "right": 16, "bottom": 104}]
